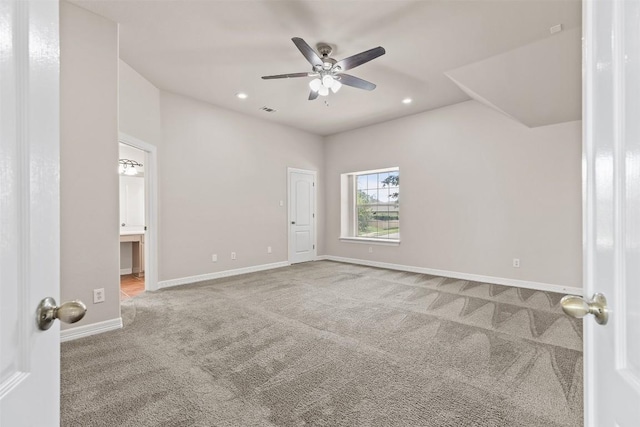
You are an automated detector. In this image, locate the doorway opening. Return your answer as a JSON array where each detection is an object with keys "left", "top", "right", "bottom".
[
  {"left": 119, "top": 142, "right": 146, "bottom": 300},
  {"left": 118, "top": 133, "right": 158, "bottom": 301}
]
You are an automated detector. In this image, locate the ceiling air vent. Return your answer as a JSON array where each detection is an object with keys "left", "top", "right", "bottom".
[{"left": 260, "top": 106, "right": 277, "bottom": 113}]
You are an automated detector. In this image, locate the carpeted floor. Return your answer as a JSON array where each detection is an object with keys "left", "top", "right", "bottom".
[{"left": 61, "top": 261, "right": 583, "bottom": 427}]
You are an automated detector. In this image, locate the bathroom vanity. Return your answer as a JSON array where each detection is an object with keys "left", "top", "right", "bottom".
[{"left": 120, "top": 229, "right": 145, "bottom": 277}]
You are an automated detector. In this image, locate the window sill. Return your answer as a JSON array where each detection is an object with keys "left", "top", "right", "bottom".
[{"left": 339, "top": 237, "right": 400, "bottom": 246}]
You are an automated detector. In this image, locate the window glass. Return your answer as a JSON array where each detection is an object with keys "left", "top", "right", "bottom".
[{"left": 355, "top": 169, "right": 399, "bottom": 239}]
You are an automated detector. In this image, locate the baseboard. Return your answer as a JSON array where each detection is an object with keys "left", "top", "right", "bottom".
[
  {"left": 60, "top": 317, "right": 123, "bottom": 343},
  {"left": 158, "top": 261, "right": 291, "bottom": 289},
  {"left": 120, "top": 268, "right": 132, "bottom": 275},
  {"left": 323, "top": 255, "right": 582, "bottom": 295},
  {"left": 315, "top": 255, "right": 329, "bottom": 261}
]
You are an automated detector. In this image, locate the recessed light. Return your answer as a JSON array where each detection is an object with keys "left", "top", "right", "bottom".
[
  {"left": 402, "top": 98, "right": 412, "bottom": 104},
  {"left": 236, "top": 92, "right": 248, "bottom": 100}
]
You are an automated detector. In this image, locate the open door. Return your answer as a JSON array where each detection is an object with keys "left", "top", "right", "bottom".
[
  {"left": 0, "top": 0, "right": 68, "bottom": 425},
  {"left": 561, "top": 0, "right": 640, "bottom": 424}
]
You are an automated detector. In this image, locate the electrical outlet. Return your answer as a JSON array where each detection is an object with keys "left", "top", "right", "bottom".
[
  {"left": 231, "top": 252, "right": 236, "bottom": 260},
  {"left": 279, "top": 200, "right": 284, "bottom": 207},
  {"left": 513, "top": 258, "right": 520, "bottom": 268},
  {"left": 368, "top": 246, "right": 373, "bottom": 253},
  {"left": 267, "top": 246, "right": 272, "bottom": 254},
  {"left": 550, "top": 24, "right": 562, "bottom": 34},
  {"left": 93, "top": 288, "right": 105, "bottom": 304},
  {"left": 211, "top": 254, "right": 217, "bottom": 262}
]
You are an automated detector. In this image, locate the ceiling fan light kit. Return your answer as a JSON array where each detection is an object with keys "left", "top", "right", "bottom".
[{"left": 262, "top": 37, "right": 385, "bottom": 101}]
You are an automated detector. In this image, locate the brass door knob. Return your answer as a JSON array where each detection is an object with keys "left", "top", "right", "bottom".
[
  {"left": 36, "top": 297, "right": 87, "bottom": 330},
  {"left": 560, "top": 293, "right": 608, "bottom": 325}
]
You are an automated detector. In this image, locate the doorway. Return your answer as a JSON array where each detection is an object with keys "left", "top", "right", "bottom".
[
  {"left": 119, "top": 142, "right": 146, "bottom": 300},
  {"left": 118, "top": 132, "right": 158, "bottom": 298},
  {"left": 288, "top": 168, "right": 317, "bottom": 264}
]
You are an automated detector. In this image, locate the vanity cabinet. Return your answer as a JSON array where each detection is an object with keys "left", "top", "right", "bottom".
[{"left": 120, "top": 232, "right": 144, "bottom": 277}]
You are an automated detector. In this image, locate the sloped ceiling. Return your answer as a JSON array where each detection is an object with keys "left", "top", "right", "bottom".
[{"left": 445, "top": 27, "right": 582, "bottom": 128}]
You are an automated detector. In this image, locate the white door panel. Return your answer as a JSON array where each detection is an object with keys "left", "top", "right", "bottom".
[
  {"left": 120, "top": 176, "right": 145, "bottom": 227},
  {"left": 289, "top": 169, "right": 316, "bottom": 264},
  {"left": 0, "top": 0, "right": 61, "bottom": 425},
  {"left": 295, "top": 231, "right": 311, "bottom": 254},
  {"left": 582, "top": 0, "right": 640, "bottom": 424},
  {"left": 295, "top": 181, "right": 311, "bottom": 226}
]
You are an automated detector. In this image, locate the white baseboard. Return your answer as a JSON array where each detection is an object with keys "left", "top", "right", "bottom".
[
  {"left": 323, "top": 255, "right": 582, "bottom": 295},
  {"left": 158, "top": 261, "right": 291, "bottom": 289},
  {"left": 120, "top": 268, "right": 132, "bottom": 275},
  {"left": 60, "top": 317, "right": 123, "bottom": 343}
]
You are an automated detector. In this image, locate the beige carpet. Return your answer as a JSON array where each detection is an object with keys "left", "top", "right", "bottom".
[{"left": 61, "top": 261, "right": 583, "bottom": 426}]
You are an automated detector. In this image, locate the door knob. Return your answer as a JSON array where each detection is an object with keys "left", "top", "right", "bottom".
[
  {"left": 291, "top": 221, "right": 296, "bottom": 224},
  {"left": 36, "top": 297, "right": 87, "bottom": 330},
  {"left": 560, "top": 293, "right": 608, "bottom": 325}
]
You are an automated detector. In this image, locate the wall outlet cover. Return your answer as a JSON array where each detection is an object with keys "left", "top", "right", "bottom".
[{"left": 93, "top": 288, "right": 105, "bottom": 304}]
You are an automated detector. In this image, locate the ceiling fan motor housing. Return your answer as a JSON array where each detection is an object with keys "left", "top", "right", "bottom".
[{"left": 317, "top": 43, "right": 333, "bottom": 57}]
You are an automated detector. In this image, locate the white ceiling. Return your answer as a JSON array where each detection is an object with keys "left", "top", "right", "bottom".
[
  {"left": 446, "top": 27, "right": 582, "bottom": 127},
  {"left": 73, "top": 0, "right": 582, "bottom": 136}
]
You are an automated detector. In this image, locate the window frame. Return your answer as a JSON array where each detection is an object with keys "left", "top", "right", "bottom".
[{"left": 340, "top": 167, "right": 400, "bottom": 245}]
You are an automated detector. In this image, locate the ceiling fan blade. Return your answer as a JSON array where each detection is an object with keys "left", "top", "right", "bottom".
[
  {"left": 261, "top": 72, "right": 312, "bottom": 80},
  {"left": 338, "top": 74, "right": 376, "bottom": 91},
  {"left": 308, "top": 90, "right": 319, "bottom": 101},
  {"left": 335, "top": 46, "right": 386, "bottom": 71},
  {"left": 292, "top": 37, "right": 323, "bottom": 67}
]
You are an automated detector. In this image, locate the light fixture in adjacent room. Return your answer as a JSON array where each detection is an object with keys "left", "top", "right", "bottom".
[
  {"left": 119, "top": 159, "right": 142, "bottom": 176},
  {"left": 402, "top": 98, "right": 412, "bottom": 104},
  {"left": 236, "top": 92, "right": 248, "bottom": 99}
]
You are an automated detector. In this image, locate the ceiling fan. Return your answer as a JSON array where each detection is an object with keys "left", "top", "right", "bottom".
[{"left": 261, "top": 37, "right": 386, "bottom": 100}]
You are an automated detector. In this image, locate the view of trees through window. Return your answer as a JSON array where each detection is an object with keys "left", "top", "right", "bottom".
[{"left": 356, "top": 170, "right": 399, "bottom": 239}]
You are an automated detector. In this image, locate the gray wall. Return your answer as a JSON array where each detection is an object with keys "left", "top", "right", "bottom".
[
  {"left": 158, "top": 92, "right": 324, "bottom": 281},
  {"left": 118, "top": 65, "right": 325, "bottom": 283},
  {"left": 324, "top": 101, "right": 582, "bottom": 288},
  {"left": 118, "top": 60, "right": 162, "bottom": 146},
  {"left": 60, "top": 1, "right": 119, "bottom": 327}
]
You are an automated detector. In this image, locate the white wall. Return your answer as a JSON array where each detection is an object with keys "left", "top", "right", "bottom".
[
  {"left": 324, "top": 101, "right": 582, "bottom": 288},
  {"left": 159, "top": 92, "right": 324, "bottom": 282},
  {"left": 118, "top": 60, "right": 162, "bottom": 146},
  {"left": 60, "top": 1, "right": 119, "bottom": 327}
]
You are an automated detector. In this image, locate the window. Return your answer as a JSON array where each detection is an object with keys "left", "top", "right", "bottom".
[{"left": 340, "top": 167, "right": 399, "bottom": 243}]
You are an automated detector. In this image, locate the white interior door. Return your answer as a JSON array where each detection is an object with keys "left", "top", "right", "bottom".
[
  {"left": 119, "top": 176, "right": 145, "bottom": 228},
  {"left": 582, "top": 0, "right": 640, "bottom": 424},
  {"left": 288, "top": 169, "right": 316, "bottom": 264},
  {"left": 0, "top": 0, "right": 61, "bottom": 425}
]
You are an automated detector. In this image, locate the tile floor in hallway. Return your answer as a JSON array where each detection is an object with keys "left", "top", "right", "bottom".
[{"left": 120, "top": 274, "right": 144, "bottom": 301}]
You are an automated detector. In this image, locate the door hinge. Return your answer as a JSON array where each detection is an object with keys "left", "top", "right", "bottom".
[
  {"left": 313, "top": 213, "right": 315, "bottom": 218},
  {"left": 313, "top": 244, "right": 315, "bottom": 249},
  {"left": 313, "top": 182, "right": 315, "bottom": 187}
]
